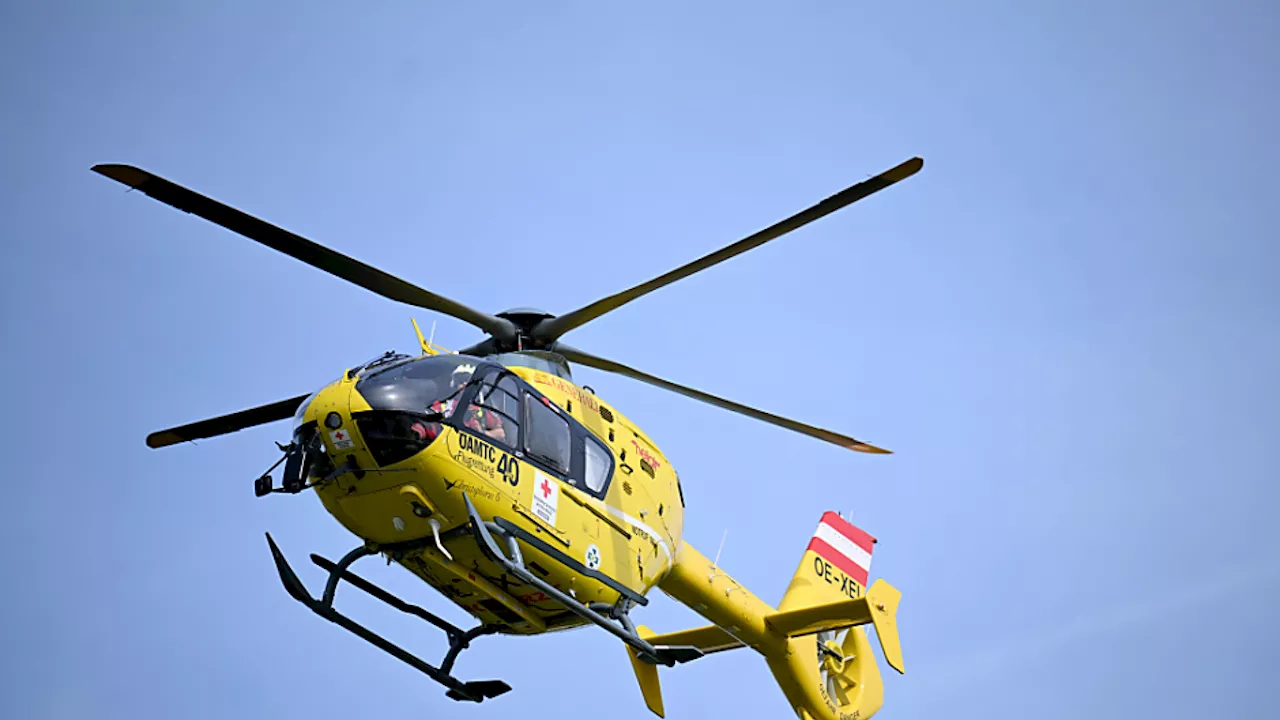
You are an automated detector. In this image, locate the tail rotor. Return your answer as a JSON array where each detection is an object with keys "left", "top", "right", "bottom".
[{"left": 817, "top": 628, "right": 861, "bottom": 708}]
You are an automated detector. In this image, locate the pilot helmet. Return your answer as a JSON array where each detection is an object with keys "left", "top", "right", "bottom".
[{"left": 450, "top": 364, "right": 476, "bottom": 389}]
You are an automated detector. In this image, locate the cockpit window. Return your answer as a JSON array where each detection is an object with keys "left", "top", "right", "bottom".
[
  {"left": 355, "top": 355, "right": 485, "bottom": 416},
  {"left": 357, "top": 412, "right": 443, "bottom": 467},
  {"left": 352, "top": 355, "right": 492, "bottom": 467}
]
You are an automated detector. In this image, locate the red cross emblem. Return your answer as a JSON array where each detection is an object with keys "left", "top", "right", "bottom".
[
  {"left": 334, "top": 430, "right": 347, "bottom": 441},
  {"left": 540, "top": 479, "right": 553, "bottom": 498}
]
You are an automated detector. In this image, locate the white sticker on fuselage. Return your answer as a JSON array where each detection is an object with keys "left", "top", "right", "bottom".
[
  {"left": 531, "top": 471, "right": 559, "bottom": 527},
  {"left": 329, "top": 428, "right": 354, "bottom": 450}
]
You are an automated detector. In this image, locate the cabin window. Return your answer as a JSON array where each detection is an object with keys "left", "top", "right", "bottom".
[
  {"left": 524, "top": 392, "right": 571, "bottom": 474},
  {"left": 467, "top": 370, "right": 522, "bottom": 447},
  {"left": 583, "top": 435, "right": 613, "bottom": 494}
]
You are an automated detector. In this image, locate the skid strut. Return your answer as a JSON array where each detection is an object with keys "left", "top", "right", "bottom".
[
  {"left": 265, "top": 533, "right": 511, "bottom": 703},
  {"left": 461, "top": 493, "right": 703, "bottom": 667}
]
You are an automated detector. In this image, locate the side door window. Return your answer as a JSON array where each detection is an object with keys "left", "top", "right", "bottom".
[
  {"left": 466, "top": 370, "right": 522, "bottom": 449},
  {"left": 523, "top": 392, "right": 571, "bottom": 476}
]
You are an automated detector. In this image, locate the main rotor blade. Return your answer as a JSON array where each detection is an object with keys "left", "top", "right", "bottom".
[
  {"left": 533, "top": 157, "right": 923, "bottom": 343},
  {"left": 551, "top": 343, "right": 889, "bottom": 454},
  {"left": 146, "top": 393, "right": 311, "bottom": 449},
  {"left": 92, "top": 164, "right": 516, "bottom": 342}
]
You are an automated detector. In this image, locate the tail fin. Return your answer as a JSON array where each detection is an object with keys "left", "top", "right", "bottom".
[
  {"left": 780, "top": 511, "right": 876, "bottom": 611},
  {"left": 642, "top": 512, "right": 903, "bottom": 720}
]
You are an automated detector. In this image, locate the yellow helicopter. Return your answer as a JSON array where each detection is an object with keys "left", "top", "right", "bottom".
[{"left": 93, "top": 155, "right": 921, "bottom": 719}]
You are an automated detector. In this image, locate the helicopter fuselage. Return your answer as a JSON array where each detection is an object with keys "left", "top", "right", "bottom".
[{"left": 293, "top": 352, "right": 685, "bottom": 634}]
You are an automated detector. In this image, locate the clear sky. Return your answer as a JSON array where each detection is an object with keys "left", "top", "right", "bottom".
[{"left": 2, "top": 2, "right": 1276, "bottom": 718}]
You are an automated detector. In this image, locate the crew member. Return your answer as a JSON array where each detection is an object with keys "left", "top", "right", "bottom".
[{"left": 426, "top": 365, "right": 507, "bottom": 442}]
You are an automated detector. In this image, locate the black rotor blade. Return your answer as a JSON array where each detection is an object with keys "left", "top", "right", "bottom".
[
  {"left": 92, "top": 164, "right": 516, "bottom": 342},
  {"left": 551, "top": 343, "right": 889, "bottom": 454},
  {"left": 532, "top": 157, "right": 923, "bottom": 343},
  {"left": 146, "top": 394, "right": 311, "bottom": 449}
]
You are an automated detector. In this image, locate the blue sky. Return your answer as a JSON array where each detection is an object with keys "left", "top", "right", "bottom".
[{"left": 2, "top": 2, "right": 1276, "bottom": 718}]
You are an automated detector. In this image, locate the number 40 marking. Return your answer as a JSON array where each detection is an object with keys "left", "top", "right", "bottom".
[{"left": 497, "top": 455, "right": 520, "bottom": 486}]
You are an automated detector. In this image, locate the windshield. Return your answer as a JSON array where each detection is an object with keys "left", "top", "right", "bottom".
[{"left": 354, "top": 354, "right": 489, "bottom": 415}]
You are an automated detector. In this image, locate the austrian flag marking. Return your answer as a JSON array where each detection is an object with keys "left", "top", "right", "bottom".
[{"left": 807, "top": 511, "right": 875, "bottom": 587}]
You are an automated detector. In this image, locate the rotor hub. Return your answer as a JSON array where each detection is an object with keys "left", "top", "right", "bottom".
[
  {"left": 495, "top": 307, "right": 553, "bottom": 328},
  {"left": 491, "top": 307, "right": 556, "bottom": 350},
  {"left": 822, "top": 640, "right": 847, "bottom": 674}
]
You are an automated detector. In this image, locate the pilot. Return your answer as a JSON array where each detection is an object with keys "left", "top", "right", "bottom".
[
  {"left": 466, "top": 389, "right": 508, "bottom": 443},
  {"left": 437, "top": 365, "right": 475, "bottom": 415},
  {"left": 430, "top": 365, "right": 507, "bottom": 443}
]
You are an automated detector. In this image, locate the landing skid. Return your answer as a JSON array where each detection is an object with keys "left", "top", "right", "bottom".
[
  {"left": 263, "top": 495, "right": 702, "bottom": 702},
  {"left": 265, "top": 533, "right": 511, "bottom": 703}
]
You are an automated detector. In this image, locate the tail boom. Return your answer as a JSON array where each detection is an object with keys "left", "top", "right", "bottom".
[{"left": 657, "top": 540, "right": 791, "bottom": 654}]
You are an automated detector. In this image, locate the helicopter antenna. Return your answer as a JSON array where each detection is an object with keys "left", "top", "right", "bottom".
[
  {"left": 429, "top": 320, "right": 437, "bottom": 348},
  {"left": 709, "top": 529, "right": 728, "bottom": 580}
]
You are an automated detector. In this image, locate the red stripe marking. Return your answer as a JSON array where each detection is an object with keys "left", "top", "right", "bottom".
[
  {"left": 819, "top": 511, "right": 876, "bottom": 554},
  {"left": 807, "top": 537, "right": 869, "bottom": 587}
]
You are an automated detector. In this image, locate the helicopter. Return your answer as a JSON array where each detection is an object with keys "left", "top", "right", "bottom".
[{"left": 93, "top": 155, "right": 921, "bottom": 719}]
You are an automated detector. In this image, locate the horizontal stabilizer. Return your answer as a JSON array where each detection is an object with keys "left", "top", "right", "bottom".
[
  {"left": 625, "top": 624, "right": 746, "bottom": 717},
  {"left": 764, "top": 578, "right": 904, "bottom": 674},
  {"left": 642, "top": 624, "right": 748, "bottom": 655}
]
